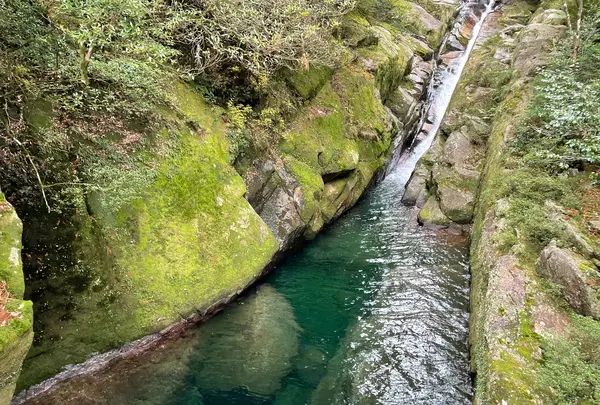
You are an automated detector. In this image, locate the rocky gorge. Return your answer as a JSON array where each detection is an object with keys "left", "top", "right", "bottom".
[{"left": 1, "top": 0, "right": 600, "bottom": 403}]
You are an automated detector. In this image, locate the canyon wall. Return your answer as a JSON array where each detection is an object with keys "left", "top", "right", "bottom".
[
  {"left": 1, "top": 0, "right": 459, "bottom": 394},
  {"left": 406, "top": 0, "right": 600, "bottom": 402}
]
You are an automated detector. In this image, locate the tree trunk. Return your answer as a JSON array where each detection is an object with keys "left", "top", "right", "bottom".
[{"left": 572, "top": 0, "right": 583, "bottom": 60}]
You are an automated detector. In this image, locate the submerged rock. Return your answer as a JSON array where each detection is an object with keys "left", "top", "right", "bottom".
[
  {"left": 193, "top": 285, "right": 300, "bottom": 396},
  {"left": 295, "top": 346, "right": 328, "bottom": 387},
  {"left": 539, "top": 242, "right": 600, "bottom": 320}
]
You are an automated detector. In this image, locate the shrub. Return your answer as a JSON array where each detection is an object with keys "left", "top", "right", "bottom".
[
  {"left": 167, "top": 0, "right": 355, "bottom": 86},
  {"left": 513, "top": 14, "right": 600, "bottom": 178}
]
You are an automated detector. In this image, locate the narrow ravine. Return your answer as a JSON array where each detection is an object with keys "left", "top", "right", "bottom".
[{"left": 15, "top": 1, "right": 498, "bottom": 404}]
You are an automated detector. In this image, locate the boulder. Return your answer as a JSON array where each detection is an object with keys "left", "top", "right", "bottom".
[
  {"left": 438, "top": 185, "right": 475, "bottom": 224},
  {"left": 402, "top": 165, "right": 428, "bottom": 206},
  {"left": 245, "top": 159, "right": 306, "bottom": 251},
  {"left": 442, "top": 131, "right": 474, "bottom": 167},
  {"left": 539, "top": 242, "right": 600, "bottom": 319},
  {"left": 513, "top": 9, "right": 567, "bottom": 77},
  {"left": 418, "top": 195, "right": 453, "bottom": 228},
  {"left": 194, "top": 285, "right": 300, "bottom": 396}
]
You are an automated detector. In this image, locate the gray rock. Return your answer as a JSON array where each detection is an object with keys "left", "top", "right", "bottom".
[
  {"left": 418, "top": 195, "right": 453, "bottom": 228},
  {"left": 402, "top": 166, "right": 428, "bottom": 206},
  {"left": 445, "top": 35, "right": 466, "bottom": 52},
  {"left": 442, "top": 131, "right": 474, "bottom": 167},
  {"left": 244, "top": 159, "right": 307, "bottom": 251},
  {"left": 194, "top": 285, "right": 301, "bottom": 396},
  {"left": 589, "top": 220, "right": 600, "bottom": 234},
  {"left": 513, "top": 10, "right": 568, "bottom": 77},
  {"left": 539, "top": 242, "right": 600, "bottom": 319},
  {"left": 438, "top": 185, "right": 475, "bottom": 224}
]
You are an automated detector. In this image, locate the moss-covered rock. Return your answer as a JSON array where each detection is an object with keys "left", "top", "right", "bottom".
[
  {"left": 539, "top": 242, "right": 600, "bottom": 319},
  {"left": 0, "top": 193, "right": 33, "bottom": 405},
  {"left": 418, "top": 195, "right": 453, "bottom": 227},
  {"left": 0, "top": 194, "right": 25, "bottom": 299},
  {"left": 18, "top": 83, "right": 280, "bottom": 388},
  {"left": 465, "top": 2, "right": 590, "bottom": 403}
]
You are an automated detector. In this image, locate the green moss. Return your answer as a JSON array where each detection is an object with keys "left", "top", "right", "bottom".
[
  {"left": 501, "top": 1, "right": 537, "bottom": 24},
  {"left": 18, "top": 84, "right": 279, "bottom": 388},
  {"left": 286, "top": 65, "right": 334, "bottom": 100},
  {"left": 539, "top": 315, "right": 600, "bottom": 404},
  {"left": 24, "top": 99, "right": 53, "bottom": 131},
  {"left": 0, "top": 194, "right": 24, "bottom": 298},
  {"left": 375, "top": 55, "right": 409, "bottom": 104},
  {"left": 382, "top": 0, "right": 444, "bottom": 47},
  {"left": 283, "top": 157, "right": 324, "bottom": 223},
  {"left": 334, "top": 67, "right": 387, "bottom": 134},
  {"left": 418, "top": 196, "right": 453, "bottom": 226},
  {"left": 0, "top": 300, "right": 33, "bottom": 405}
]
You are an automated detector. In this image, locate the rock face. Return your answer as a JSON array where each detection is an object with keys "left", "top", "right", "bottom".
[
  {"left": 401, "top": 0, "right": 498, "bottom": 231},
  {"left": 463, "top": 4, "right": 584, "bottom": 405},
  {"left": 242, "top": 0, "right": 455, "bottom": 249},
  {"left": 0, "top": 193, "right": 33, "bottom": 405},
  {"left": 15, "top": 84, "right": 281, "bottom": 389},
  {"left": 539, "top": 243, "right": 600, "bottom": 319}
]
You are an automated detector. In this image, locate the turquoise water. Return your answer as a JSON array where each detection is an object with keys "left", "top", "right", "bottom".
[{"left": 23, "top": 147, "right": 472, "bottom": 405}]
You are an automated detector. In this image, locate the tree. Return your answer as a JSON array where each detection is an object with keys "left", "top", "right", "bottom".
[
  {"left": 167, "top": 0, "right": 355, "bottom": 83},
  {"left": 55, "top": 0, "right": 172, "bottom": 85}
]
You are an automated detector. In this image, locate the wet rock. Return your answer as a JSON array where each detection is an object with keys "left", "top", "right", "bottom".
[
  {"left": 295, "top": 346, "right": 328, "bottom": 387},
  {"left": 194, "top": 285, "right": 300, "bottom": 396},
  {"left": 457, "top": 12, "right": 478, "bottom": 43},
  {"left": 402, "top": 166, "right": 429, "bottom": 206},
  {"left": 439, "top": 50, "right": 463, "bottom": 66},
  {"left": 445, "top": 35, "right": 466, "bottom": 52},
  {"left": 539, "top": 242, "right": 600, "bottom": 319},
  {"left": 418, "top": 196, "right": 453, "bottom": 228}
]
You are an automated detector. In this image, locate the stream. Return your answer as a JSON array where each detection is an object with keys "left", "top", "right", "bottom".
[{"left": 18, "top": 0, "right": 497, "bottom": 403}]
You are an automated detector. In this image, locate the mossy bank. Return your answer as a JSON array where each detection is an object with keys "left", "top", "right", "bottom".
[
  {"left": 404, "top": 0, "right": 600, "bottom": 402},
  {"left": 0, "top": 193, "right": 33, "bottom": 404}
]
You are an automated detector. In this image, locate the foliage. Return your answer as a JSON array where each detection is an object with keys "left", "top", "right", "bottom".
[
  {"left": 540, "top": 315, "right": 600, "bottom": 404},
  {"left": 53, "top": 0, "right": 179, "bottom": 85},
  {"left": 225, "top": 101, "right": 285, "bottom": 162},
  {"left": 167, "top": 0, "right": 355, "bottom": 87},
  {"left": 225, "top": 102, "right": 252, "bottom": 162},
  {"left": 514, "top": 15, "right": 600, "bottom": 177}
]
